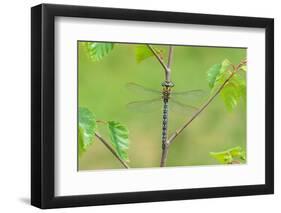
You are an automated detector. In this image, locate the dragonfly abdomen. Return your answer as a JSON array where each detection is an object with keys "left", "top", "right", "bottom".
[{"left": 162, "top": 99, "right": 169, "bottom": 149}]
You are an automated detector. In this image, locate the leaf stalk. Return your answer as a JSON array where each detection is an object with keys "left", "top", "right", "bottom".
[{"left": 95, "top": 132, "right": 129, "bottom": 169}]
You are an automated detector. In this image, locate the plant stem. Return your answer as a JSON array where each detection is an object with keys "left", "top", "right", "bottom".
[
  {"left": 147, "top": 45, "right": 170, "bottom": 74},
  {"left": 167, "top": 61, "right": 245, "bottom": 146},
  {"left": 166, "top": 46, "right": 174, "bottom": 82},
  {"left": 95, "top": 132, "right": 129, "bottom": 169},
  {"left": 160, "top": 145, "right": 169, "bottom": 167},
  {"left": 96, "top": 120, "right": 108, "bottom": 124}
]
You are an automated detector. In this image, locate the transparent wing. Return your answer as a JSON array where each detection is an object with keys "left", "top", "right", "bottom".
[
  {"left": 126, "top": 82, "right": 161, "bottom": 98},
  {"left": 126, "top": 98, "right": 162, "bottom": 113},
  {"left": 171, "top": 89, "right": 208, "bottom": 103},
  {"left": 169, "top": 99, "right": 198, "bottom": 115}
]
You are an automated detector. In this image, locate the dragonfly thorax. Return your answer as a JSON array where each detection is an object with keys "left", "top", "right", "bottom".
[
  {"left": 162, "top": 89, "right": 171, "bottom": 100},
  {"left": 161, "top": 81, "right": 174, "bottom": 100}
]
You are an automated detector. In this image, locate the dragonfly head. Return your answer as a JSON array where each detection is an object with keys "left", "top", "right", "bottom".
[{"left": 161, "top": 81, "right": 174, "bottom": 88}]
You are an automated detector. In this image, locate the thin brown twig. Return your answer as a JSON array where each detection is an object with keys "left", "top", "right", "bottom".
[
  {"left": 166, "top": 46, "right": 174, "bottom": 81},
  {"left": 147, "top": 45, "right": 170, "bottom": 74},
  {"left": 96, "top": 120, "right": 108, "bottom": 125},
  {"left": 95, "top": 132, "right": 129, "bottom": 169},
  {"left": 167, "top": 46, "right": 174, "bottom": 68}
]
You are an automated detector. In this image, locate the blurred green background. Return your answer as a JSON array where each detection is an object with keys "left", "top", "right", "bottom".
[{"left": 78, "top": 42, "right": 246, "bottom": 170}]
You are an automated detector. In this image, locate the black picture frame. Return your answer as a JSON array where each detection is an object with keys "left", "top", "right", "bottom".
[{"left": 31, "top": 3, "right": 274, "bottom": 209}]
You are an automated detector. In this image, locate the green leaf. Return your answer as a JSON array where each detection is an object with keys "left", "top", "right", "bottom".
[
  {"left": 78, "top": 107, "right": 97, "bottom": 157},
  {"left": 233, "top": 74, "right": 246, "bottom": 105},
  {"left": 207, "top": 59, "right": 246, "bottom": 111},
  {"left": 207, "top": 59, "right": 231, "bottom": 90},
  {"left": 220, "top": 73, "right": 246, "bottom": 111},
  {"left": 86, "top": 42, "right": 114, "bottom": 61},
  {"left": 135, "top": 45, "right": 163, "bottom": 63},
  {"left": 210, "top": 151, "right": 233, "bottom": 164},
  {"left": 209, "top": 151, "right": 232, "bottom": 164},
  {"left": 220, "top": 59, "right": 231, "bottom": 72},
  {"left": 207, "top": 63, "right": 221, "bottom": 89},
  {"left": 240, "top": 83, "right": 246, "bottom": 104},
  {"left": 78, "top": 126, "right": 86, "bottom": 157},
  {"left": 135, "top": 45, "right": 153, "bottom": 63},
  {"left": 210, "top": 146, "right": 246, "bottom": 164},
  {"left": 240, "top": 151, "right": 246, "bottom": 160},
  {"left": 220, "top": 82, "right": 239, "bottom": 111},
  {"left": 228, "top": 146, "right": 243, "bottom": 157},
  {"left": 107, "top": 121, "right": 129, "bottom": 161}
]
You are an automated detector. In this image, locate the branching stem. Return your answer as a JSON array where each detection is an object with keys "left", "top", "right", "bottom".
[
  {"left": 147, "top": 45, "right": 170, "bottom": 76},
  {"left": 167, "top": 59, "right": 246, "bottom": 146},
  {"left": 148, "top": 42, "right": 246, "bottom": 167}
]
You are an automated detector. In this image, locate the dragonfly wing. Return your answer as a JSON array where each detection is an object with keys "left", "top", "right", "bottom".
[
  {"left": 169, "top": 99, "right": 198, "bottom": 115},
  {"left": 126, "top": 98, "right": 162, "bottom": 113},
  {"left": 126, "top": 82, "right": 161, "bottom": 98},
  {"left": 171, "top": 89, "right": 208, "bottom": 103}
]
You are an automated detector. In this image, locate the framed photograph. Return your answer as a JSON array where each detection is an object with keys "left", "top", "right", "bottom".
[{"left": 31, "top": 3, "right": 274, "bottom": 209}]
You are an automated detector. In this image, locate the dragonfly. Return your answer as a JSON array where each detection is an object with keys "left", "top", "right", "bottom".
[{"left": 126, "top": 81, "right": 206, "bottom": 148}]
